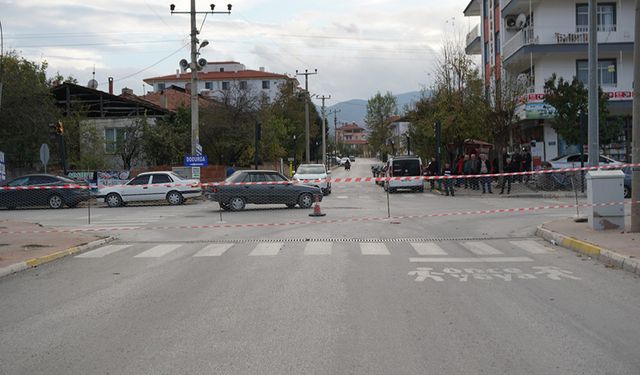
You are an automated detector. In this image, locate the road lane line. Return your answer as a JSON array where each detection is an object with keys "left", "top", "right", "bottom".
[
  {"left": 360, "top": 243, "right": 390, "bottom": 255},
  {"left": 193, "top": 244, "right": 234, "bottom": 257},
  {"left": 409, "top": 257, "right": 533, "bottom": 263},
  {"left": 249, "top": 243, "right": 283, "bottom": 256},
  {"left": 510, "top": 240, "right": 554, "bottom": 254},
  {"left": 411, "top": 242, "right": 447, "bottom": 256},
  {"left": 304, "top": 242, "right": 332, "bottom": 255},
  {"left": 461, "top": 241, "right": 504, "bottom": 255},
  {"left": 75, "top": 245, "right": 132, "bottom": 258},
  {"left": 134, "top": 244, "right": 183, "bottom": 258}
]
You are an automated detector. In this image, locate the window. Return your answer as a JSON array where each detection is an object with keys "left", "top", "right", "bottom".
[
  {"left": 222, "top": 81, "right": 230, "bottom": 91},
  {"left": 8, "top": 177, "right": 29, "bottom": 187},
  {"left": 484, "top": 42, "right": 489, "bottom": 62},
  {"left": 28, "top": 176, "right": 57, "bottom": 185},
  {"left": 104, "top": 128, "right": 126, "bottom": 154},
  {"left": 240, "top": 81, "right": 248, "bottom": 90},
  {"left": 576, "top": 59, "right": 617, "bottom": 86},
  {"left": 157, "top": 83, "right": 166, "bottom": 91},
  {"left": 205, "top": 82, "right": 213, "bottom": 90},
  {"left": 151, "top": 174, "right": 172, "bottom": 184},
  {"left": 576, "top": 3, "right": 617, "bottom": 32},
  {"left": 494, "top": 31, "right": 500, "bottom": 55},
  {"left": 219, "top": 68, "right": 224, "bottom": 72},
  {"left": 127, "top": 175, "right": 150, "bottom": 186},
  {"left": 482, "top": 0, "right": 488, "bottom": 17},
  {"left": 262, "top": 80, "right": 270, "bottom": 89}
]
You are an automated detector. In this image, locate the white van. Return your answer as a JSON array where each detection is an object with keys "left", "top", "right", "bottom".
[{"left": 384, "top": 156, "right": 424, "bottom": 193}]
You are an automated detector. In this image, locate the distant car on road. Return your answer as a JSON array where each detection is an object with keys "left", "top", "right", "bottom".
[
  {"left": 96, "top": 171, "right": 201, "bottom": 207},
  {"left": 204, "top": 170, "right": 323, "bottom": 211},
  {"left": 349, "top": 155, "right": 356, "bottom": 162},
  {"left": 293, "top": 164, "right": 331, "bottom": 195},
  {"left": 546, "top": 154, "right": 623, "bottom": 169},
  {"left": 0, "top": 174, "right": 90, "bottom": 209}
]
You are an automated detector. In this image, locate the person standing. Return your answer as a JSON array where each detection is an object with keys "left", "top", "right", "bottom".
[
  {"left": 469, "top": 153, "right": 480, "bottom": 190},
  {"left": 454, "top": 155, "right": 464, "bottom": 187},
  {"left": 442, "top": 162, "right": 455, "bottom": 196},
  {"left": 462, "top": 154, "right": 471, "bottom": 188},
  {"left": 499, "top": 156, "right": 516, "bottom": 194},
  {"left": 479, "top": 154, "right": 493, "bottom": 194},
  {"left": 427, "top": 156, "right": 439, "bottom": 191},
  {"left": 522, "top": 147, "right": 532, "bottom": 183}
]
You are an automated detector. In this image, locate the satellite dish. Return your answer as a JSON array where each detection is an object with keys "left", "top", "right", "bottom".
[
  {"left": 179, "top": 59, "right": 189, "bottom": 71},
  {"left": 516, "top": 14, "right": 527, "bottom": 29},
  {"left": 87, "top": 79, "right": 98, "bottom": 89}
]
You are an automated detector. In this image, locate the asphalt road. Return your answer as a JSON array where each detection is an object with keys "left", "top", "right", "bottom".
[{"left": 1, "top": 159, "right": 639, "bottom": 374}]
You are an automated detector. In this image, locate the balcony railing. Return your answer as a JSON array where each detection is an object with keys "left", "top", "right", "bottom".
[
  {"left": 466, "top": 24, "right": 480, "bottom": 48},
  {"left": 576, "top": 24, "right": 617, "bottom": 33},
  {"left": 503, "top": 25, "right": 538, "bottom": 60}
]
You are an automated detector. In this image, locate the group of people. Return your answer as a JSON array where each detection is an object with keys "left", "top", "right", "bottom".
[{"left": 423, "top": 148, "right": 532, "bottom": 196}]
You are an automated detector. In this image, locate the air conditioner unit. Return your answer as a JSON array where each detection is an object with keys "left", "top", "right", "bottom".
[{"left": 505, "top": 16, "right": 518, "bottom": 30}]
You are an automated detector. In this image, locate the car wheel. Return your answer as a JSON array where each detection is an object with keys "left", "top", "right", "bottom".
[
  {"left": 229, "top": 197, "right": 246, "bottom": 211},
  {"left": 624, "top": 185, "right": 631, "bottom": 199},
  {"left": 298, "top": 193, "right": 314, "bottom": 209},
  {"left": 166, "top": 191, "right": 184, "bottom": 205},
  {"left": 106, "top": 193, "right": 123, "bottom": 208},
  {"left": 48, "top": 194, "right": 64, "bottom": 209}
]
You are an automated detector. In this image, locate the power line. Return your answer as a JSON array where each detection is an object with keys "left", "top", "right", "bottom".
[{"left": 13, "top": 39, "right": 186, "bottom": 49}]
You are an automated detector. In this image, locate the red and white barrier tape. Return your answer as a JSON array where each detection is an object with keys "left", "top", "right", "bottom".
[
  {"left": 2, "top": 163, "right": 638, "bottom": 190},
  {"left": 0, "top": 200, "right": 636, "bottom": 235}
]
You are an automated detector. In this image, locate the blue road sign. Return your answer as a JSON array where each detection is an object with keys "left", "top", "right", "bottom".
[{"left": 184, "top": 155, "right": 208, "bottom": 167}]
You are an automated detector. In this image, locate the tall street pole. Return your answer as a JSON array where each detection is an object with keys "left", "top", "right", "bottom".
[
  {"left": 318, "top": 95, "right": 331, "bottom": 167},
  {"left": 588, "top": 0, "right": 599, "bottom": 167},
  {"left": 296, "top": 69, "right": 317, "bottom": 163},
  {"left": 189, "top": 0, "right": 198, "bottom": 156},
  {"left": 631, "top": 0, "right": 640, "bottom": 232}
]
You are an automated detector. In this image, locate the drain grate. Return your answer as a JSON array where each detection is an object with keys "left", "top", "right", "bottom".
[{"left": 124, "top": 235, "right": 533, "bottom": 245}]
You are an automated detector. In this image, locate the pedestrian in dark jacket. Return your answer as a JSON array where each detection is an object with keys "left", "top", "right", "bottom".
[
  {"left": 469, "top": 153, "right": 480, "bottom": 190},
  {"left": 454, "top": 155, "right": 464, "bottom": 187},
  {"left": 427, "top": 157, "right": 439, "bottom": 190},
  {"left": 462, "top": 154, "right": 471, "bottom": 188},
  {"left": 500, "top": 156, "right": 516, "bottom": 194},
  {"left": 442, "top": 162, "right": 455, "bottom": 196},
  {"left": 479, "top": 154, "right": 493, "bottom": 194}
]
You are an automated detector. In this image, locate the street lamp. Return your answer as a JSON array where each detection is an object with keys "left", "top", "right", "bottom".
[{"left": 170, "top": 2, "right": 232, "bottom": 156}]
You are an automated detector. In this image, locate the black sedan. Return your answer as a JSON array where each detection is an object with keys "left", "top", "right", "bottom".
[
  {"left": 204, "top": 170, "right": 323, "bottom": 211},
  {"left": 0, "top": 174, "right": 90, "bottom": 209}
]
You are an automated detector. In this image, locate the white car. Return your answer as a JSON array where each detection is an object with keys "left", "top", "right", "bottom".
[
  {"left": 293, "top": 164, "right": 331, "bottom": 195},
  {"left": 96, "top": 171, "right": 201, "bottom": 207},
  {"left": 547, "top": 154, "right": 623, "bottom": 169}
]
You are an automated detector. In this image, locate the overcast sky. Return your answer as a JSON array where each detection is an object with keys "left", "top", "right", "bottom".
[{"left": 2, "top": 0, "right": 474, "bottom": 103}]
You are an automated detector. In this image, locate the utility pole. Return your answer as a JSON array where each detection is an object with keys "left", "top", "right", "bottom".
[
  {"left": 588, "top": 0, "right": 599, "bottom": 167},
  {"left": 328, "top": 109, "right": 341, "bottom": 162},
  {"left": 318, "top": 95, "right": 331, "bottom": 167},
  {"left": 631, "top": 0, "right": 640, "bottom": 232},
  {"left": 0, "top": 20, "right": 4, "bottom": 113},
  {"left": 171, "top": 2, "right": 231, "bottom": 156},
  {"left": 296, "top": 69, "right": 317, "bottom": 163}
]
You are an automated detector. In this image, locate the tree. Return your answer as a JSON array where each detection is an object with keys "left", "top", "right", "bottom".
[
  {"left": 543, "top": 74, "right": 612, "bottom": 147},
  {"left": 0, "top": 51, "right": 60, "bottom": 171},
  {"left": 365, "top": 91, "right": 397, "bottom": 159},
  {"left": 116, "top": 118, "right": 145, "bottom": 170},
  {"left": 143, "top": 106, "right": 190, "bottom": 166}
]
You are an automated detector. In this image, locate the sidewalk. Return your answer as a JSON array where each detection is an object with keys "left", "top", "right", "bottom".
[
  {"left": 0, "top": 219, "right": 113, "bottom": 278},
  {"left": 536, "top": 218, "right": 640, "bottom": 275}
]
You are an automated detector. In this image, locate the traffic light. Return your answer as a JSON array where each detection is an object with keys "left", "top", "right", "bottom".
[{"left": 55, "top": 121, "right": 64, "bottom": 135}]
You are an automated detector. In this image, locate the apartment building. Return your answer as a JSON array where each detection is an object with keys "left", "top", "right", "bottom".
[
  {"left": 143, "top": 61, "right": 296, "bottom": 104},
  {"left": 464, "top": 0, "right": 633, "bottom": 162}
]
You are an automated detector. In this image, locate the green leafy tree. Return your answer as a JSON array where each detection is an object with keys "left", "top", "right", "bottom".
[
  {"left": 143, "top": 106, "right": 190, "bottom": 166},
  {"left": 365, "top": 91, "right": 397, "bottom": 159},
  {"left": 0, "top": 51, "right": 59, "bottom": 171},
  {"left": 543, "top": 74, "right": 613, "bottom": 148}
]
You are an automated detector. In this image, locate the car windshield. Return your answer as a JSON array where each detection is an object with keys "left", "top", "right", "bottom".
[
  {"left": 296, "top": 166, "right": 326, "bottom": 174},
  {"left": 550, "top": 155, "right": 568, "bottom": 161},
  {"left": 225, "top": 171, "right": 245, "bottom": 183},
  {"left": 169, "top": 172, "right": 185, "bottom": 180},
  {"left": 392, "top": 159, "right": 421, "bottom": 176}
]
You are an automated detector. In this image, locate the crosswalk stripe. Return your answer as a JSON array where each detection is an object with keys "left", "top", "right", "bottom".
[
  {"left": 360, "top": 243, "right": 390, "bottom": 255},
  {"left": 410, "top": 257, "right": 533, "bottom": 263},
  {"left": 75, "top": 245, "right": 132, "bottom": 258},
  {"left": 134, "top": 244, "right": 183, "bottom": 258},
  {"left": 304, "top": 242, "right": 332, "bottom": 255},
  {"left": 411, "top": 242, "right": 447, "bottom": 256},
  {"left": 510, "top": 240, "right": 554, "bottom": 254},
  {"left": 249, "top": 243, "right": 283, "bottom": 256},
  {"left": 193, "top": 244, "right": 234, "bottom": 257},
  {"left": 461, "top": 241, "right": 504, "bottom": 255}
]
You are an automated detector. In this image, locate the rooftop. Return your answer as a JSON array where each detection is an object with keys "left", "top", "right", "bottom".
[{"left": 144, "top": 69, "right": 290, "bottom": 83}]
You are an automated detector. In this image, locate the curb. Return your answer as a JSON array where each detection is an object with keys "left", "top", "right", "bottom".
[
  {"left": 535, "top": 225, "right": 640, "bottom": 275},
  {"left": 0, "top": 236, "right": 116, "bottom": 279}
]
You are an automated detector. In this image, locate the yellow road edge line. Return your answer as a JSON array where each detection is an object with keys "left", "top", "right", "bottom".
[
  {"left": 24, "top": 246, "right": 81, "bottom": 268},
  {"left": 560, "top": 237, "right": 601, "bottom": 257}
]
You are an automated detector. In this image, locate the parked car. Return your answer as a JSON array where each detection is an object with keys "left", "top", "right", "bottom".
[
  {"left": 349, "top": 155, "right": 356, "bottom": 162},
  {"left": 204, "top": 170, "right": 323, "bottom": 211},
  {"left": 293, "top": 164, "right": 331, "bottom": 195},
  {"left": 546, "top": 154, "right": 623, "bottom": 169},
  {"left": 383, "top": 156, "right": 424, "bottom": 193},
  {"left": 623, "top": 167, "right": 633, "bottom": 198},
  {"left": 339, "top": 157, "right": 349, "bottom": 166},
  {"left": 95, "top": 171, "right": 201, "bottom": 207},
  {"left": 0, "top": 174, "right": 90, "bottom": 209}
]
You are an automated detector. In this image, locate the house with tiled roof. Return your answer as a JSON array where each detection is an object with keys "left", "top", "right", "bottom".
[
  {"left": 336, "top": 122, "right": 368, "bottom": 155},
  {"left": 143, "top": 62, "right": 296, "bottom": 103},
  {"left": 134, "top": 85, "right": 219, "bottom": 112}
]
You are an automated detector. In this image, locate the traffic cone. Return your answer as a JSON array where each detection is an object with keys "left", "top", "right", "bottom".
[{"left": 309, "top": 195, "right": 326, "bottom": 217}]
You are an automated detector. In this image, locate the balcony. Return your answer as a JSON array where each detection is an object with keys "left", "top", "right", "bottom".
[
  {"left": 503, "top": 25, "right": 537, "bottom": 61},
  {"left": 465, "top": 24, "right": 481, "bottom": 55}
]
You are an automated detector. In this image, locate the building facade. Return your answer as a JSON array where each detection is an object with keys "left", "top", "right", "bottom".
[
  {"left": 143, "top": 61, "right": 295, "bottom": 104},
  {"left": 464, "top": 0, "right": 633, "bottom": 162},
  {"left": 336, "top": 122, "right": 368, "bottom": 155}
]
